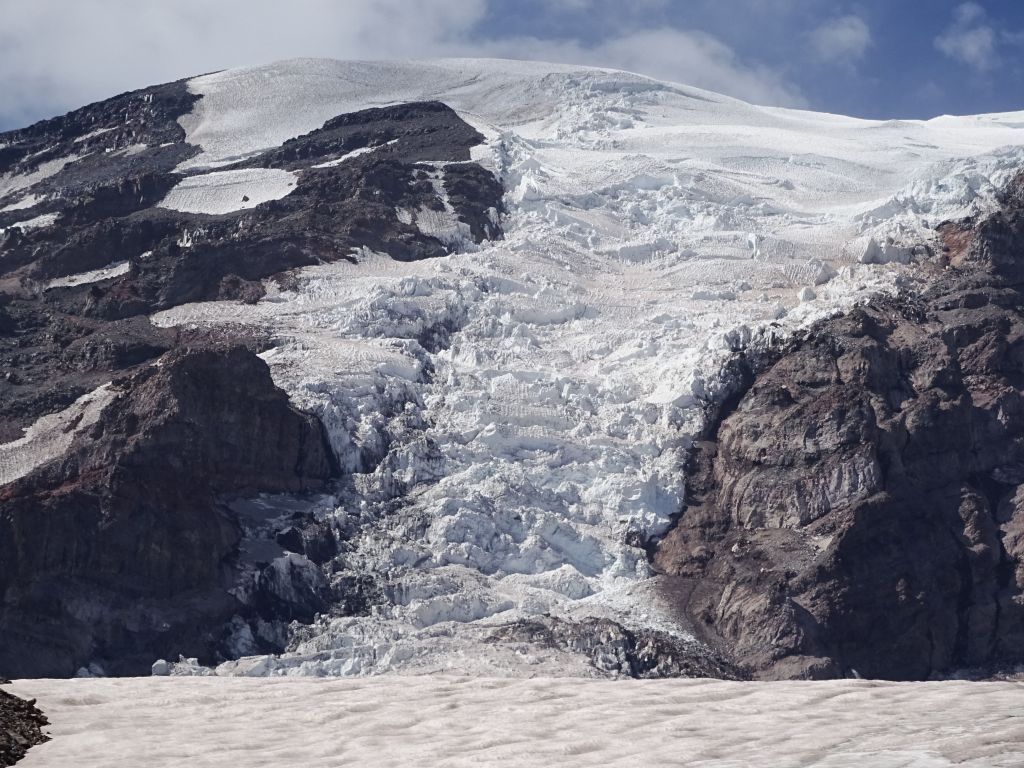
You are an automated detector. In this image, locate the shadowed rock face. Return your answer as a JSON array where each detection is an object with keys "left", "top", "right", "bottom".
[
  {"left": 655, "top": 177, "right": 1024, "bottom": 680},
  {"left": 0, "top": 345, "right": 338, "bottom": 678}
]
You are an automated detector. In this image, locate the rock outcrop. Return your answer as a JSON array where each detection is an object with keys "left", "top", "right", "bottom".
[
  {"left": 0, "top": 684, "right": 48, "bottom": 766},
  {"left": 0, "top": 345, "right": 337, "bottom": 677},
  {"left": 655, "top": 177, "right": 1024, "bottom": 680},
  {"left": 0, "top": 93, "right": 502, "bottom": 437},
  {"left": 489, "top": 616, "right": 745, "bottom": 680}
]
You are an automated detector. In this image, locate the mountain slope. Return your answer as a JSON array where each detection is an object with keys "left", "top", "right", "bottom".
[{"left": 1, "top": 58, "right": 1023, "bottom": 679}]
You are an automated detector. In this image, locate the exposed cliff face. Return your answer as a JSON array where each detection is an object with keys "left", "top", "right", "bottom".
[
  {"left": 0, "top": 345, "right": 338, "bottom": 677},
  {"left": 655, "top": 177, "right": 1024, "bottom": 680}
]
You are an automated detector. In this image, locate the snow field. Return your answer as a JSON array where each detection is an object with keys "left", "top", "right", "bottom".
[{"left": 9, "top": 677, "right": 1024, "bottom": 768}]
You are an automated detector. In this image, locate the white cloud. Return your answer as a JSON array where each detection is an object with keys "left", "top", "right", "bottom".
[
  {"left": 954, "top": 2, "right": 987, "bottom": 25},
  {"left": 935, "top": 2, "right": 998, "bottom": 70},
  {"left": 0, "top": 0, "right": 804, "bottom": 128},
  {"left": 810, "top": 15, "right": 872, "bottom": 64}
]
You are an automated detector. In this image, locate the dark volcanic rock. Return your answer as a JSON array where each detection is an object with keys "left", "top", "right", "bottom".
[
  {"left": 655, "top": 176, "right": 1024, "bottom": 680},
  {"left": 0, "top": 345, "right": 338, "bottom": 678},
  {"left": 0, "top": 687, "right": 48, "bottom": 766},
  {"left": 0, "top": 78, "right": 196, "bottom": 165},
  {"left": 0, "top": 101, "right": 497, "bottom": 301},
  {"left": 247, "top": 100, "right": 484, "bottom": 169},
  {"left": 489, "top": 616, "right": 745, "bottom": 679},
  {"left": 0, "top": 301, "right": 177, "bottom": 441}
]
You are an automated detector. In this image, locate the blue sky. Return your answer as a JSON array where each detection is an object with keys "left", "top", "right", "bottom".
[{"left": 1, "top": 0, "right": 1023, "bottom": 130}]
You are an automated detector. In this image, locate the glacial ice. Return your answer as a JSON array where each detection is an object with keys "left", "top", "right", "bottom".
[{"left": 145, "top": 58, "right": 1024, "bottom": 676}]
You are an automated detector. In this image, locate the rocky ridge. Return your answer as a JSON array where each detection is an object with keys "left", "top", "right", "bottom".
[
  {"left": 655, "top": 174, "right": 1024, "bottom": 680},
  {"left": 0, "top": 345, "right": 338, "bottom": 677}
]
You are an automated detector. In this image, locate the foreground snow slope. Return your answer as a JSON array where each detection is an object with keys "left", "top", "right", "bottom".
[
  {"left": 151, "top": 59, "right": 1024, "bottom": 674},
  {"left": 10, "top": 677, "right": 1024, "bottom": 767}
]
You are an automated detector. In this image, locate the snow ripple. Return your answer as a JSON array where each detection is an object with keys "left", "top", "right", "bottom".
[{"left": 10, "top": 677, "right": 1024, "bottom": 768}]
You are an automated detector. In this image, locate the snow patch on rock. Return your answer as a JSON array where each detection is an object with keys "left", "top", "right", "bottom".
[
  {"left": 1, "top": 212, "right": 59, "bottom": 233},
  {"left": 0, "top": 154, "right": 82, "bottom": 201},
  {"left": 0, "top": 383, "right": 115, "bottom": 486},
  {"left": 311, "top": 139, "right": 399, "bottom": 169},
  {"left": 46, "top": 260, "right": 131, "bottom": 289},
  {"left": 0, "top": 193, "right": 44, "bottom": 212},
  {"left": 158, "top": 168, "right": 298, "bottom": 215}
]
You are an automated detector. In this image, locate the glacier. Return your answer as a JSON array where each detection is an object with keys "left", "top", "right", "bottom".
[{"left": 123, "top": 57, "right": 1024, "bottom": 676}]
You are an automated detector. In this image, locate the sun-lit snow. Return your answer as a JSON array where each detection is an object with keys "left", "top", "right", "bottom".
[
  {"left": 72, "top": 126, "right": 116, "bottom": 143},
  {"left": 0, "top": 154, "right": 81, "bottom": 201},
  {"left": 9, "top": 677, "right": 1024, "bottom": 768},
  {"left": 157, "top": 167, "right": 298, "bottom": 215},
  {"left": 146, "top": 58, "right": 1024, "bottom": 677},
  {"left": 311, "top": 138, "right": 399, "bottom": 168}
]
